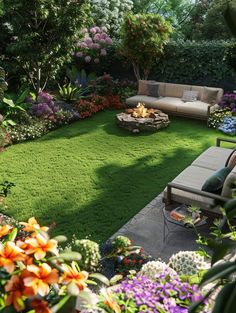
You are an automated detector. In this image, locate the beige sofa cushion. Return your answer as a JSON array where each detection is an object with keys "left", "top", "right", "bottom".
[
  {"left": 154, "top": 97, "right": 184, "bottom": 112},
  {"left": 176, "top": 101, "right": 209, "bottom": 117},
  {"left": 192, "top": 147, "right": 233, "bottom": 171},
  {"left": 163, "top": 165, "right": 218, "bottom": 209},
  {"left": 191, "top": 86, "right": 204, "bottom": 100},
  {"left": 126, "top": 95, "right": 160, "bottom": 108},
  {"left": 165, "top": 83, "right": 191, "bottom": 98},
  {"left": 222, "top": 165, "right": 236, "bottom": 198},
  {"left": 201, "top": 87, "right": 220, "bottom": 105},
  {"left": 138, "top": 80, "right": 148, "bottom": 95}
]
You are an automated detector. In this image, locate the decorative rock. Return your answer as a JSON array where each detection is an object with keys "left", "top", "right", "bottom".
[{"left": 116, "top": 111, "right": 170, "bottom": 132}]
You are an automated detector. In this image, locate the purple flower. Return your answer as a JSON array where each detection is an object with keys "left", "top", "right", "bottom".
[
  {"left": 84, "top": 37, "right": 92, "bottom": 45},
  {"left": 76, "top": 51, "right": 83, "bottom": 58}
]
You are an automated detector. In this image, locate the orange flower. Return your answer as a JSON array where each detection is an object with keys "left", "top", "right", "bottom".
[
  {"left": 30, "top": 299, "right": 51, "bottom": 313},
  {"left": 0, "top": 224, "right": 13, "bottom": 238},
  {"left": 102, "top": 289, "right": 121, "bottom": 313},
  {"left": 5, "top": 275, "right": 34, "bottom": 311},
  {"left": 0, "top": 242, "right": 25, "bottom": 273},
  {"left": 25, "top": 233, "right": 58, "bottom": 260},
  {"left": 20, "top": 217, "right": 49, "bottom": 232},
  {"left": 60, "top": 262, "right": 88, "bottom": 291},
  {"left": 23, "top": 263, "right": 59, "bottom": 296}
]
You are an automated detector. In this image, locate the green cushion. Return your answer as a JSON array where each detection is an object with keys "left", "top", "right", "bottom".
[{"left": 201, "top": 167, "right": 232, "bottom": 194}]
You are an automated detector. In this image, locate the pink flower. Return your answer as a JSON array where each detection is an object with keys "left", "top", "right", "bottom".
[
  {"left": 81, "top": 28, "right": 88, "bottom": 34},
  {"left": 94, "top": 58, "right": 100, "bottom": 64},
  {"left": 85, "top": 37, "right": 92, "bottom": 45},
  {"left": 94, "top": 26, "right": 101, "bottom": 33},
  {"left": 76, "top": 52, "right": 83, "bottom": 58},
  {"left": 100, "top": 49, "right": 107, "bottom": 56},
  {"left": 106, "top": 37, "right": 113, "bottom": 45},
  {"left": 84, "top": 56, "right": 91, "bottom": 63},
  {"left": 93, "top": 34, "right": 101, "bottom": 42},
  {"left": 92, "top": 43, "right": 100, "bottom": 49},
  {"left": 90, "top": 27, "right": 97, "bottom": 34}
]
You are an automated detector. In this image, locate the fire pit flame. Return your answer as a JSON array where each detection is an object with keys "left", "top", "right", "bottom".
[{"left": 126, "top": 103, "right": 157, "bottom": 118}]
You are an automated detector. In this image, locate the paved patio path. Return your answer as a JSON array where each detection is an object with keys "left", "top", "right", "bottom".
[{"left": 112, "top": 192, "right": 210, "bottom": 261}]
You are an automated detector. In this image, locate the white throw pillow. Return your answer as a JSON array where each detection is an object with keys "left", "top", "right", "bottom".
[{"left": 182, "top": 90, "right": 199, "bottom": 102}]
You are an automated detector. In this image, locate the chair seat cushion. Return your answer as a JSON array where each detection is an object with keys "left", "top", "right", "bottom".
[
  {"left": 163, "top": 165, "right": 216, "bottom": 208},
  {"left": 192, "top": 147, "right": 233, "bottom": 171}
]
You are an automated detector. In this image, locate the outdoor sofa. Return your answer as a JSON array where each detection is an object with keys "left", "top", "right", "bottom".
[
  {"left": 126, "top": 81, "right": 224, "bottom": 121},
  {"left": 163, "top": 138, "right": 236, "bottom": 215}
]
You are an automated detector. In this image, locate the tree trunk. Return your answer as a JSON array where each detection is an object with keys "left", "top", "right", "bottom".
[
  {"left": 132, "top": 62, "right": 141, "bottom": 81},
  {"left": 35, "top": 65, "right": 41, "bottom": 95}
]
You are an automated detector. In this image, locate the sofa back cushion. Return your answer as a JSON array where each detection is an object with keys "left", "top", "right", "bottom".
[
  {"left": 201, "top": 87, "right": 221, "bottom": 105},
  {"left": 138, "top": 80, "right": 148, "bottom": 95},
  {"left": 156, "top": 82, "right": 166, "bottom": 97},
  {"left": 191, "top": 86, "right": 204, "bottom": 100},
  {"left": 165, "top": 83, "right": 191, "bottom": 98}
]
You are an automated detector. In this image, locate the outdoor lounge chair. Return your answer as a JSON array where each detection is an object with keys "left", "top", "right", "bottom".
[{"left": 163, "top": 138, "right": 236, "bottom": 215}]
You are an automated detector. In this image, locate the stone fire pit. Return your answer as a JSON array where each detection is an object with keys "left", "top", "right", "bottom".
[{"left": 116, "top": 104, "right": 170, "bottom": 133}]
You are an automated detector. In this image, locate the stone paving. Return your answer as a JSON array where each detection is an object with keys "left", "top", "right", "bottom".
[{"left": 112, "top": 192, "right": 210, "bottom": 261}]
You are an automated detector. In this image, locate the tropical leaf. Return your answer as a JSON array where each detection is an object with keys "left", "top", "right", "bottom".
[
  {"left": 212, "top": 282, "right": 236, "bottom": 313},
  {"left": 90, "top": 273, "right": 110, "bottom": 286},
  {"left": 200, "top": 262, "right": 236, "bottom": 285}
]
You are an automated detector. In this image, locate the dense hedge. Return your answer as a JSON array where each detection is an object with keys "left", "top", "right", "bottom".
[{"left": 92, "top": 40, "right": 236, "bottom": 91}]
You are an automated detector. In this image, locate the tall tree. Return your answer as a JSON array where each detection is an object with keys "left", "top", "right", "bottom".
[{"left": 1, "top": 0, "right": 87, "bottom": 94}]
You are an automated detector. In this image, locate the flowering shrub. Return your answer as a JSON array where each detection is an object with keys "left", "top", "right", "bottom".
[
  {"left": 0, "top": 217, "right": 98, "bottom": 313},
  {"left": 74, "top": 94, "right": 109, "bottom": 118},
  {"left": 218, "top": 92, "right": 236, "bottom": 114},
  {"left": 208, "top": 108, "right": 232, "bottom": 128},
  {"left": 99, "top": 271, "right": 207, "bottom": 313},
  {"left": 218, "top": 116, "right": 236, "bottom": 135},
  {"left": 89, "top": 0, "right": 133, "bottom": 35},
  {"left": 76, "top": 26, "right": 113, "bottom": 64}
]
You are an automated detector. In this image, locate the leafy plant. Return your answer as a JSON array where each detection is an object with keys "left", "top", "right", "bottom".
[
  {"left": 66, "top": 67, "right": 96, "bottom": 87},
  {"left": 119, "top": 13, "right": 172, "bottom": 80},
  {"left": 190, "top": 200, "right": 236, "bottom": 313},
  {"left": 58, "top": 83, "right": 88, "bottom": 102},
  {"left": 0, "top": 181, "right": 15, "bottom": 197}
]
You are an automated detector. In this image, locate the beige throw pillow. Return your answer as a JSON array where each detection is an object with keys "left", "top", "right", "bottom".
[
  {"left": 201, "top": 87, "right": 219, "bottom": 105},
  {"left": 182, "top": 90, "right": 198, "bottom": 102},
  {"left": 138, "top": 80, "right": 148, "bottom": 95}
]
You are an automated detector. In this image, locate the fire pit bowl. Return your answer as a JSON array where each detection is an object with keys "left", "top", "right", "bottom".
[{"left": 116, "top": 103, "right": 170, "bottom": 133}]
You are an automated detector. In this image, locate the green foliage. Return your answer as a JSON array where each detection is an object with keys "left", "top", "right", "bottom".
[
  {"left": 66, "top": 67, "right": 96, "bottom": 87},
  {"left": 224, "top": 0, "right": 236, "bottom": 37},
  {"left": 119, "top": 13, "right": 172, "bottom": 80},
  {"left": 190, "top": 202, "right": 236, "bottom": 313},
  {"left": 112, "top": 236, "right": 132, "bottom": 253},
  {"left": 1, "top": 0, "right": 87, "bottom": 93},
  {"left": 155, "top": 40, "right": 235, "bottom": 86},
  {"left": 58, "top": 83, "right": 89, "bottom": 102},
  {"left": 0, "top": 181, "right": 15, "bottom": 197}
]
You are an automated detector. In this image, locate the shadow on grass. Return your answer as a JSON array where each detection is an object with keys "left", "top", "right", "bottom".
[{"left": 33, "top": 145, "right": 207, "bottom": 243}]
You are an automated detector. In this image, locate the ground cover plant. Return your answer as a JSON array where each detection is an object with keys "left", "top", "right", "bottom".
[{"left": 0, "top": 111, "right": 227, "bottom": 242}]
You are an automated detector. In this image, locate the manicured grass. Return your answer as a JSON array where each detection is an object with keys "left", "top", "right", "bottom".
[{"left": 0, "top": 111, "right": 226, "bottom": 242}]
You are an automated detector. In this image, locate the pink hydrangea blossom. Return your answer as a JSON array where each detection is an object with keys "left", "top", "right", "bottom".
[
  {"left": 90, "top": 27, "right": 97, "bottom": 34},
  {"left": 85, "top": 37, "right": 92, "bottom": 45},
  {"left": 81, "top": 28, "right": 88, "bottom": 34},
  {"left": 92, "top": 43, "right": 100, "bottom": 49},
  {"left": 106, "top": 37, "right": 112, "bottom": 45},
  {"left": 76, "top": 52, "right": 83, "bottom": 57}
]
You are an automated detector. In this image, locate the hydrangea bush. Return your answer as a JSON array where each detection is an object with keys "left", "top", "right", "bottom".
[
  {"left": 168, "top": 251, "right": 209, "bottom": 276},
  {"left": 218, "top": 116, "right": 236, "bottom": 135},
  {"left": 76, "top": 26, "right": 113, "bottom": 64},
  {"left": 139, "top": 260, "right": 177, "bottom": 279},
  {"left": 218, "top": 92, "right": 236, "bottom": 114},
  {"left": 208, "top": 108, "right": 232, "bottom": 128},
  {"left": 89, "top": 0, "right": 133, "bottom": 35}
]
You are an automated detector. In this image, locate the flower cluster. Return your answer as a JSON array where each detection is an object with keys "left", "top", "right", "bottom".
[
  {"left": 208, "top": 108, "right": 232, "bottom": 128},
  {"left": 139, "top": 260, "right": 177, "bottom": 279},
  {"left": 89, "top": 0, "right": 133, "bottom": 35},
  {"left": 218, "top": 116, "right": 236, "bottom": 136},
  {"left": 168, "top": 251, "right": 209, "bottom": 276},
  {"left": 106, "top": 271, "right": 207, "bottom": 313},
  {"left": 218, "top": 92, "right": 236, "bottom": 114},
  {"left": 76, "top": 26, "right": 112, "bottom": 64},
  {"left": 0, "top": 217, "right": 93, "bottom": 313},
  {"left": 31, "top": 91, "right": 60, "bottom": 119}
]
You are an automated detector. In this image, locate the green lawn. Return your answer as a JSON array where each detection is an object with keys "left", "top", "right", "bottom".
[{"left": 0, "top": 111, "right": 225, "bottom": 242}]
